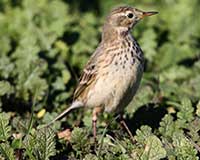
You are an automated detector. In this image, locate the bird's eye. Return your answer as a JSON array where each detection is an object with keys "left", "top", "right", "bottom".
[{"left": 127, "top": 13, "right": 133, "bottom": 18}]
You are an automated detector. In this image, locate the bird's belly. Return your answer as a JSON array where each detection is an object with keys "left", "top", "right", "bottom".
[{"left": 86, "top": 58, "right": 143, "bottom": 113}]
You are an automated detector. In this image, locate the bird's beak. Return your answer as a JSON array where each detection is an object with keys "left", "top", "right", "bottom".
[{"left": 140, "top": 11, "right": 158, "bottom": 18}]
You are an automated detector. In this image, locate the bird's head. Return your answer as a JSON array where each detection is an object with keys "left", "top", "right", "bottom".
[{"left": 105, "top": 6, "right": 158, "bottom": 31}]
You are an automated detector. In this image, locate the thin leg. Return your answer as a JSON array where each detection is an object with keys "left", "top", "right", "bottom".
[
  {"left": 119, "top": 114, "right": 136, "bottom": 144},
  {"left": 92, "top": 107, "right": 102, "bottom": 144},
  {"left": 92, "top": 111, "right": 97, "bottom": 143}
]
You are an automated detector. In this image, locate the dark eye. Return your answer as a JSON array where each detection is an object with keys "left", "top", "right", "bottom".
[{"left": 127, "top": 13, "right": 133, "bottom": 18}]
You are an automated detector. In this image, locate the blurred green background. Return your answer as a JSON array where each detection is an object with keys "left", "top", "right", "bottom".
[{"left": 0, "top": 0, "right": 200, "bottom": 159}]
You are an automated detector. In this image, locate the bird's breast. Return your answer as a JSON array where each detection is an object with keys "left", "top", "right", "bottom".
[{"left": 86, "top": 39, "right": 144, "bottom": 113}]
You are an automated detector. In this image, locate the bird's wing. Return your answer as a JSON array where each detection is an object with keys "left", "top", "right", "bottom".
[{"left": 73, "top": 44, "right": 103, "bottom": 100}]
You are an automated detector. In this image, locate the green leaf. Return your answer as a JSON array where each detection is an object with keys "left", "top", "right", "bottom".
[
  {"left": 126, "top": 85, "right": 154, "bottom": 115},
  {"left": 135, "top": 125, "right": 152, "bottom": 144},
  {"left": 139, "top": 28, "right": 157, "bottom": 62},
  {"left": 51, "top": 77, "right": 66, "bottom": 91},
  {"left": 187, "top": 118, "right": 200, "bottom": 142},
  {"left": 159, "top": 114, "right": 175, "bottom": 138},
  {"left": 34, "top": 127, "right": 56, "bottom": 160},
  {"left": 0, "top": 143, "right": 15, "bottom": 160},
  {"left": 177, "top": 97, "right": 194, "bottom": 122},
  {"left": 0, "top": 81, "right": 13, "bottom": 96},
  {"left": 172, "top": 132, "right": 198, "bottom": 160},
  {"left": 84, "top": 154, "right": 98, "bottom": 160},
  {"left": 70, "top": 127, "right": 90, "bottom": 153},
  {"left": 0, "top": 112, "right": 11, "bottom": 141},
  {"left": 140, "top": 135, "right": 166, "bottom": 160},
  {"left": 23, "top": 134, "right": 37, "bottom": 160},
  {"left": 0, "top": 37, "right": 11, "bottom": 55},
  {"left": 155, "top": 42, "right": 196, "bottom": 71},
  {"left": 62, "top": 70, "right": 71, "bottom": 84},
  {"left": 196, "top": 101, "right": 200, "bottom": 117},
  {"left": 0, "top": 56, "right": 14, "bottom": 79},
  {"left": 159, "top": 65, "right": 192, "bottom": 82}
]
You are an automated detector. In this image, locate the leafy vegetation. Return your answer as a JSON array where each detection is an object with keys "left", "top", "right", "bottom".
[{"left": 0, "top": 0, "right": 200, "bottom": 159}]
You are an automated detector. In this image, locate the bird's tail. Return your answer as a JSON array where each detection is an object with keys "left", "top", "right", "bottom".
[{"left": 42, "top": 101, "right": 83, "bottom": 128}]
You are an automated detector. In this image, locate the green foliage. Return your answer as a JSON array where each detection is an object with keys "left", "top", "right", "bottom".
[
  {"left": 0, "top": 143, "right": 15, "bottom": 160},
  {"left": 34, "top": 128, "right": 56, "bottom": 160},
  {"left": 0, "top": 112, "right": 11, "bottom": 141},
  {"left": 0, "top": 113, "right": 14, "bottom": 160},
  {"left": 140, "top": 135, "right": 166, "bottom": 160},
  {"left": 70, "top": 127, "right": 90, "bottom": 154},
  {"left": 177, "top": 97, "right": 194, "bottom": 123},
  {"left": 135, "top": 125, "right": 153, "bottom": 144},
  {"left": 0, "top": 81, "right": 13, "bottom": 97},
  {"left": 159, "top": 114, "right": 176, "bottom": 138},
  {"left": 0, "top": 0, "right": 200, "bottom": 159},
  {"left": 172, "top": 132, "right": 198, "bottom": 160}
]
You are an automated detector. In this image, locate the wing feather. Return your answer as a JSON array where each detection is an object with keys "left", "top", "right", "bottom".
[{"left": 73, "top": 44, "right": 103, "bottom": 100}]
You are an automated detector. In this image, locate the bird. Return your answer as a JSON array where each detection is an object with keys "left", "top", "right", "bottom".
[{"left": 46, "top": 6, "right": 158, "bottom": 142}]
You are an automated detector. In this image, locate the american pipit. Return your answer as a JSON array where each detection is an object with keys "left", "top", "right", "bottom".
[{"left": 46, "top": 6, "right": 158, "bottom": 141}]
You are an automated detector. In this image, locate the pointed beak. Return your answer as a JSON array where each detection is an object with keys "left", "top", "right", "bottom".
[{"left": 140, "top": 11, "right": 158, "bottom": 19}]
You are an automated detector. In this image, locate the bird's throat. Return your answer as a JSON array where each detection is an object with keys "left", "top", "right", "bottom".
[{"left": 102, "top": 25, "right": 130, "bottom": 43}]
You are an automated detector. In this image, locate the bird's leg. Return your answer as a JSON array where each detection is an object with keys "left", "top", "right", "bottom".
[
  {"left": 92, "top": 107, "right": 102, "bottom": 144},
  {"left": 119, "top": 114, "right": 136, "bottom": 144}
]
